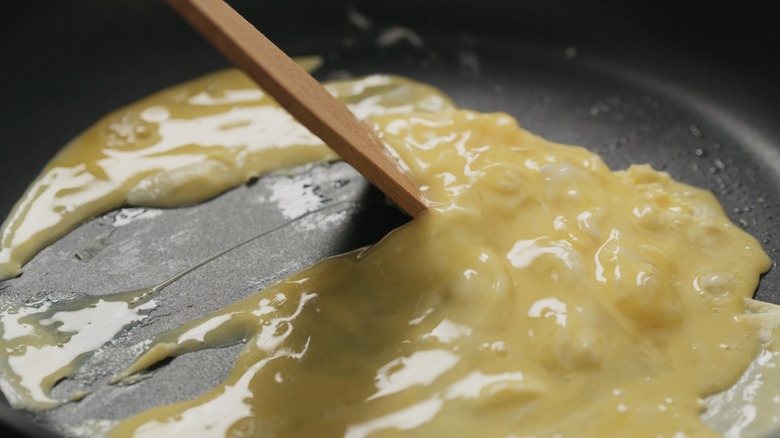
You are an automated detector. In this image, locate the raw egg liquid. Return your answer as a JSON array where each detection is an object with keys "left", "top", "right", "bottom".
[
  {"left": 0, "top": 68, "right": 775, "bottom": 438},
  {"left": 110, "top": 111, "right": 771, "bottom": 437},
  {"left": 0, "top": 58, "right": 454, "bottom": 280}
]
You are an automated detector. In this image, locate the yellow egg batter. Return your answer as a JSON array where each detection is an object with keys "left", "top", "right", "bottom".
[
  {"left": 0, "top": 66, "right": 777, "bottom": 437},
  {"left": 0, "top": 57, "right": 453, "bottom": 280}
]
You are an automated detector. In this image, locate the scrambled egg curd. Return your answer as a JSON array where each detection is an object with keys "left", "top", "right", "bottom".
[{"left": 0, "top": 66, "right": 777, "bottom": 438}]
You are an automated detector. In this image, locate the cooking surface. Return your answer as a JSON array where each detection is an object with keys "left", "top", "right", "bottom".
[{"left": 1, "top": 1, "right": 779, "bottom": 436}]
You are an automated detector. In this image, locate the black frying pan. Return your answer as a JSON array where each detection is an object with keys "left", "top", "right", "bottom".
[{"left": 2, "top": 1, "right": 779, "bottom": 436}]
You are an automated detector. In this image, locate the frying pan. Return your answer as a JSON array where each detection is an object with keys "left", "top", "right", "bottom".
[{"left": 1, "top": 1, "right": 779, "bottom": 436}]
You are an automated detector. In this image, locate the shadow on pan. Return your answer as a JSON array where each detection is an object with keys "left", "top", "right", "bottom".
[{"left": 1, "top": 1, "right": 779, "bottom": 436}]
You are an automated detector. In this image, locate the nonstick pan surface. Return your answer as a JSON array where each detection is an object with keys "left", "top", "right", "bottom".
[{"left": 1, "top": 1, "right": 779, "bottom": 436}]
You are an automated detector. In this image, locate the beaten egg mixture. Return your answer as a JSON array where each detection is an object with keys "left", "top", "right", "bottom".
[{"left": 0, "top": 63, "right": 777, "bottom": 437}]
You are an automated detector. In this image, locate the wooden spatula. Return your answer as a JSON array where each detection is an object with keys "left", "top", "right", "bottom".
[{"left": 166, "top": 0, "right": 427, "bottom": 218}]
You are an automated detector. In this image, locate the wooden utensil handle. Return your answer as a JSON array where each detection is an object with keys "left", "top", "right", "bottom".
[{"left": 166, "top": 0, "right": 427, "bottom": 217}]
